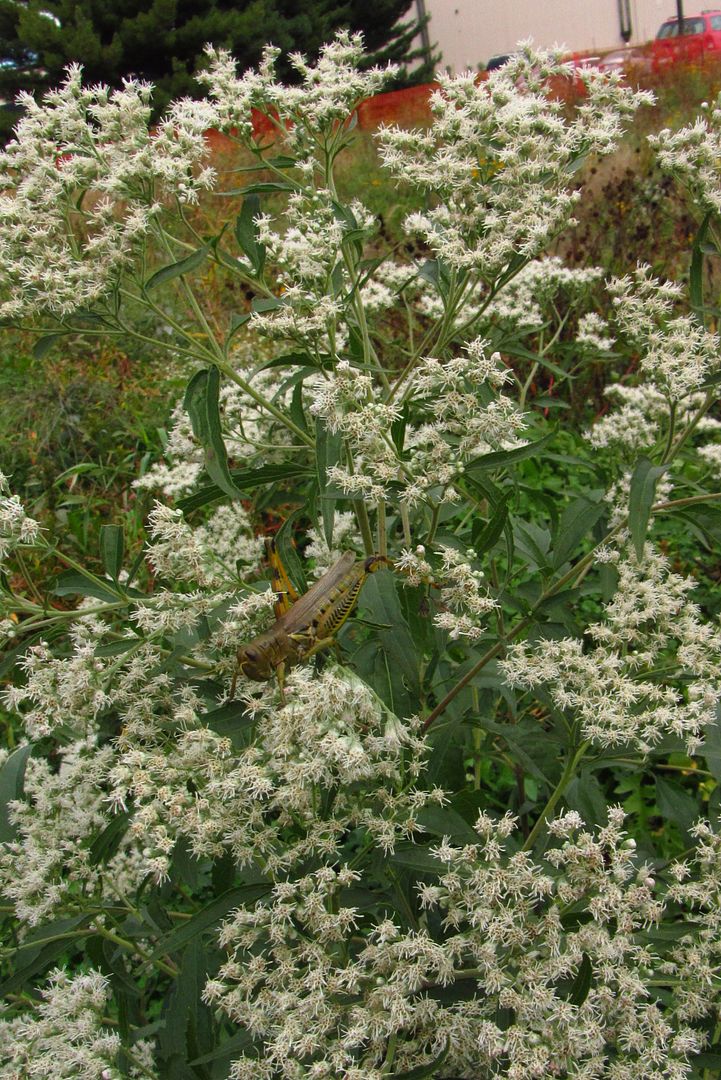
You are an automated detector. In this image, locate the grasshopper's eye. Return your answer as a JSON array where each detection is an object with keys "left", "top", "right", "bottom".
[{"left": 244, "top": 647, "right": 259, "bottom": 663}]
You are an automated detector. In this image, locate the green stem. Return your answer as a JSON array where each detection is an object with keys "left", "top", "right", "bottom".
[
  {"left": 703, "top": 1018, "right": 721, "bottom": 1080},
  {"left": 400, "top": 503, "right": 412, "bottom": 548},
  {"left": 661, "top": 400, "right": 677, "bottom": 464},
  {"left": 522, "top": 740, "right": 589, "bottom": 851},
  {"left": 377, "top": 499, "right": 387, "bottom": 558},
  {"left": 669, "top": 391, "right": 715, "bottom": 459},
  {"left": 653, "top": 491, "right": 721, "bottom": 511},
  {"left": 217, "top": 358, "right": 315, "bottom": 448},
  {"left": 425, "top": 500, "right": 441, "bottom": 548},
  {"left": 94, "top": 924, "right": 178, "bottom": 979},
  {"left": 345, "top": 448, "right": 374, "bottom": 556}
]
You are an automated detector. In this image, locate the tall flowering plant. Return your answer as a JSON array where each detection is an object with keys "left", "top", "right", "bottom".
[{"left": 1, "top": 33, "right": 721, "bottom": 1079}]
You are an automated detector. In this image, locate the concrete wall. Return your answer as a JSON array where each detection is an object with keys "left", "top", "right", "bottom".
[{"left": 425, "top": 0, "right": 673, "bottom": 72}]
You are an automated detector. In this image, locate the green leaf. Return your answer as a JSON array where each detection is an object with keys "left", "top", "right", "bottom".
[
  {"left": 315, "top": 417, "right": 342, "bottom": 550},
  {"left": 703, "top": 704, "right": 721, "bottom": 782},
  {"left": 0, "top": 915, "right": 91, "bottom": 996},
  {"left": 189, "top": 1029, "right": 255, "bottom": 1068},
  {"left": 50, "top": 570, "right": 121, "bottom": 603},
  {"left": 145, "top": 243, "right": 211, "bottom": 292},
  {"left": 0, "top": 743, "right": 33, "bottom": 844},
  {"left": 290, "top": 381, "right": 308, "bottom": 436},
  {"left": 690, "top": 210, "right": 713, "bottom": 318},
  {"left": 655, "top": 776, "right": 698, "bottom": 839},
  {"left": 390, "top": 402, "right": 409, "bottom": 455},
  {"left": 184, "top": 366, "right": 243, "bottom": 500},
  {"left": 32, "top": 333, "right": 66, "bottom": 360},
  {"left": 148, "top": 883, "right": 271, "bottom": 961},
  {"left": 87, "top": 811, "right": 131, "bottom": 866},
  {"left": 513, "top": 520, "right": 551, "bottom": 573},
  {"left": 567, "top": 953, "right": 593, "bottom": 1006},
  {"left": 200, "top": 702, "right": 258, "bottom": 747},
  {"left": 358, "top": 570, "right": 420, "bottom": 697},
  {"left": 252, "top": 296, "right": 282, "bottom": 314},
  {"left": 274, "top": 510, "right": 307, "bottom": 596},
  {"left": 177, "top": 462, "right": 312, "bottom": 514},
  {"left": 503, "top": 341, "right": 570, "bottom": 380},
  {"left": 466, "top": 429, "right": 557, "bottom": 474},
  {"left": 472, "top": 493, "right": 510, "bottom": 556},
  {"left": 239, "top": 181, "right": 295, "bottom": 195},
  {"left": 226, "top": 312, "right": 251, "bottom": 343},
  {"left": 388, "top": 845, "right": 444, "bottom": 875},
  {"left": 393, "top": 1040, "right": 450, "bottom": 1078},
  {"left": 100, "top": 524, "right": 124, "bottom": 581},
  {"left": 628, "top": 457, "right": 668, "bottom": 561},
  {"left": 158, "top": 937, "right": 213, "bottom": 1069},
  {"left": 552, "top": 495, "right": 605, "bottom": 569},
  {"left": 235, "top": 194, "right": 265, "bottom": 276},
  {"left": 415, "top": 804, "right": 480, "bottom": 845}
]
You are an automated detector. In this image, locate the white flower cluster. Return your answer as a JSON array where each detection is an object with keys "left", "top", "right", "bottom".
[
  {"left": 304, "top": 510, "right": 361, "bottom": 576},
  {"left": 433, "top": 545, "right": 498, "bottom": 641},
  {"left": 664, "top": 821, "right": 721, "bottom": 1026},
  {"left": 145, "top": 499, "right": 262, "bottom": 588},
  {"left": 147, "top": 502, "right": 218, "bottom": 585},
  {"left": 378, "top": 44, "right": 651, "bottom": 278},
  {"left": 2, "top": 613, "right": 164, "bottom": 740},
  {"left": 311, "top": 359, "right": 402, "bottom": 502},
  {"left": 107, "top": 667, "right": 430, "bottom": 880},
  {"left": 478, "top": 256, "right": 605, "bottom": 336},
  {"left": 204, "top": 808, "right": 708, "bottom": 1079},
  {"left": 587, "top": 386, "right": 721, "bottom": 454},
  {"left": 0, "top": 471, "right": 40, "bottom": 569},
  {"left": 201, "top": 32, "right": 396, "bottom": 150},
  {"left": 502, "top": 543, "right": 721, "bottom": 753},
  {"left": 650, "top": 97, "right": 721, "bottom": 215},
  {"left": 252, "top": 193, "right": 375, "bottom": 345},
  {"left": 0, "top": 969, "right": 127, "bottom": 1079},
  {"left": 313, "top": 342, "right": 524, "bottom": 509},
  {"left": 0, "top": 741, "right": 143, "bottom": 926},
  {"left": 0, "top": 67, "right": 215, "bottom": 319},
  {"left": 608, "top": 266, "right": 720, "bottom": 398},
  {"left": 576, "top": 310, "right": 615, "bottom": 352}
]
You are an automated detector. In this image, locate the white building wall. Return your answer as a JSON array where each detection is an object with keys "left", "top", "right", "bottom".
[{"left": 425, "top": 0, "right": 672, "bottom": 72}]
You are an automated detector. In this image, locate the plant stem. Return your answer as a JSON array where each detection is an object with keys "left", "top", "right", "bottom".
[
  {"left": 522, "top": 740, "right": 589, "bottom": 851},
  {"left": 377, "top": 498, "right": 387, "bottom": 557}
]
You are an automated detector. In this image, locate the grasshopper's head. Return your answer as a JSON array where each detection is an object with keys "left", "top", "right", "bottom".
[{"left": 236, "top": 640, "right": 276, "bottom": 682}]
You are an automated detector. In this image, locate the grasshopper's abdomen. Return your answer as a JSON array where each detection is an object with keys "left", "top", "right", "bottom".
[{"left": 311, "top": 555, "right": 389, "bottom": 639}]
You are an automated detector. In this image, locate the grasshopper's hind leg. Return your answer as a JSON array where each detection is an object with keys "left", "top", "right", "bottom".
[{"left": 275, "top": 661, "right": 287, "bottom": 705}]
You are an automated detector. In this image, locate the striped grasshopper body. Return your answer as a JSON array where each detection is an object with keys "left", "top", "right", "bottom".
[{"left": 235, "top": 546, "right": 390, "bottom": 688}]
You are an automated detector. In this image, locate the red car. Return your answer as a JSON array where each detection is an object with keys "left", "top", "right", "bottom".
[{"left": 651, "top": 9, "right": 721, "bottom": 67}]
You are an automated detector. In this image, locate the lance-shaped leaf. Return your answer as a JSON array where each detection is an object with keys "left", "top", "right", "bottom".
[
  {"left": 628, "top": 456, "right": 668, "bottom": 560},
  {"left": 145, "top": 242, "right": 211, "bottom": 292},
  {"left": 184, "top": 366, "right": 243, "bottom": 500},
  {"left": 0, "top": 744, "right": 33, "bottom": 843},
  {"left": 100, "top": 524, "right": 124, "bottom": 581}
]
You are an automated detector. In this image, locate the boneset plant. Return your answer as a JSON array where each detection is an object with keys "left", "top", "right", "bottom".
[{"left": 1, "top": 33, "right": 721, "bottom": 1079}]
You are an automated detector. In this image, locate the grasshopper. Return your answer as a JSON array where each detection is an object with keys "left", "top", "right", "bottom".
[{"left": 233, "top": 539, "right": 390, "bottom": 696}]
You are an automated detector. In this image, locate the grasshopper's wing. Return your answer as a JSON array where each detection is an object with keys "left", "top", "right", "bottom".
[
  {"left": 266, "top": 537, "right": 300, "bottom": 618},
  {"left": 280, "top": 551, "right": 357, "bottom": 634}
]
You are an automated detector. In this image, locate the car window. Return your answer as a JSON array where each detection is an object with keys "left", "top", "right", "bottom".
[
  {"left": 711, "top": 15, "right": 721, "bottom": 29},
  {"left": 657, "top": 17, "right": 705, "bottom": 38}
]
